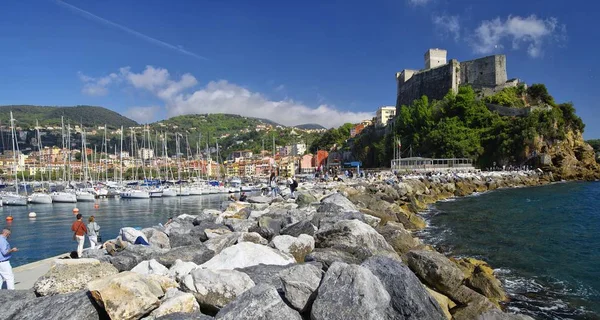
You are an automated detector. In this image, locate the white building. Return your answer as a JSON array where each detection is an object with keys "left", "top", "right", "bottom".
[
  {"left": 292, "top": 143, "right": 307, "bottom": 156},
  {"left": 137, "top": 148, "right": 154, "bottom": 160},
  {"left": 376, "top": 106, "right": 396, "bottom": 127}
]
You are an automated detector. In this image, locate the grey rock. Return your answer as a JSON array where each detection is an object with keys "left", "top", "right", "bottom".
[
  {"left": 194, "top": 222, "right": 231, "bottom": 242},
  {"left": 155, "top": 312, "right": 214, "bottom": 320},
  {"left": 123, "top": 244, "right": 168, "bottom": 260},
  {"left": 320, "top": 192, "right": 358, "bottom": 211},
  {"left": 247, "top": 196, "right": 273, "bottom": 204},
  {"left": 312, "top": 209, "right": 365, "bottom": 231},
  {"left": 280, "top": 220, "right": 316, "bottom": 237},
  {"left": 156, "top": 244, "right": 215, "bottom": 268},
  {"left": 377, "top": 221, "right": 418, "bottom": 255},
  {"left": 131, "top": 259, "right": 170, "bottom": 276},
  {"left": 236, "top": 264, "right": 293, "bottom": 290},
  {"left": 0, "top": 290, "right": 36, "bottom": 320},
  {"left": 279, "top": 264, "right": 322, "bottom": 312},
  {"left": 110, "top": 252, "right": 143, "bottom": 272},
  {"left": 81, "top": 249, "right": 111, "bottom": 262},
  {"left": 405, "top": 250, "right": 465, "bottom": 295},
  {"left": 295, "top": 192, "right": 317, "bottom": 208},
  {"left": 143, "top": 228, "right": 171, "bottom": 249},
  {"left": 310, "top": 262, "right": 391, "bottom": 320},
  {"left": 476, "top": 309, "right": 535, "bottom": 320},
  {"left": 361, "top": 256, "right": 446, "bottom": 320},
  {"left": 203, "top": 234, "right": 239, "bottom": 254},
  {"left": 182, "top": 268, "right": 255, "bottom": 313},
  {"left": 3, "top": 290, "right": 107, "bottom": 320},
  {"left": 249, "top": 216, "right": 283, "bottom": 240},
  {"left": 223, "top": 218, "right": 257, "bottom": 232},
  {"left": 169, "top": 233, "right": 203, "bottom": 248},
  {"left": 215, "top": 284, "right": 302, "bottom": 320},
  {"left": 305, "top": 247, "right": 362, "bottom": 270},
  {"left": 164, "top": 220, "right": 195, "bottom": 236},
  {"left": 34, "top": 260, "right": 119, "bottom": 296}
]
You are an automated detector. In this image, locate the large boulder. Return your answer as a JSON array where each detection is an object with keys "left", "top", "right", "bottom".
[
  {"left": 361, "top": 256, "right": 446, "bottom": 320},
  {"left": 33, "top": 259, "right": 118, "bottom": 296},
  {"left": 156, "top": 244, "right": 215, "bottom": 268},
  {"left": 270, "top": 234, "right": 315, "bottom": 262},
  {"left": 280, "top": 220, "right": 317, "bottom": 237},
  {"left": 405, "top": 250, "right": 465, "bottom": 295},
  {"left": 142, "top": 228, "right": 171, "bottom": 249},
  {"left": 246, "top": 196, "right": 272, "bottom": 204},
  {"left": 315, "top": 219, "right": 399, "bottom": 262},
  {"left": 204, "top": 233, "right": 239, "bottom": 254},
  {"left": 1, "top": 290, "right": 107, "bottom": 320},
  {"left": 147, "top": 288, "right": 200, "bottom": 319},
  {"left": 182, "top": 268, "right": 255, "bottom": 313},
  {"left": 296, "top": 192, "right": 317, "bottom": 207},
  {"left": 448, "top": 285, "right": 497, "bottom": 320},
  {"left": 168, "top": 259, "right": 199, "bottom": 282},
  {"left": 320, "top": 192, "right": 358, "bottom": 211},
  {"left": 156, "top": 313, "right": 214, "bottom": 320},
  {"left": 169, "top": 233, "right": 203, "bottom": 248},
  {"left": 87, "top": 272, "right": 165, "bottom": 320},
  {"left": 310, "top": 262, "right": 391, "bottom": 320},
  {"left": 200, "top": 242, "right": 295, "bottom": 270},
  {"left": 110, "top": 252, "right": 142, "bottom": 272},
  {"left": 279, "top": 263, "right": 322, "bottom": 312},
  {"left": 476, "top": 309, "right": 535, "bottom": 320},
  {"left": 312, "top": 209, "right": 365, "bottom": 232},
  {"left": 376, "top": 221, "right": 418, "bottom": 255},
  {"left": 223, "top": 219, "right": 257, "bottom": 232},
  {"left": 0, "top": 290, "right": 36, "bottom": 320},
  {"left": 131, "top": 259, "right": 169, "bottom": 276},
  {"left": 215, "top": 284, "right": 302, "bottom": 320},
  {"left": 249, "top": 216, "right": 283, "bottom": 240},
  {"left": 305, "top": 247, "right": 362, "bottom": 270}
]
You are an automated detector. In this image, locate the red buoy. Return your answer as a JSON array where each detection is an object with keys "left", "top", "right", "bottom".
[
  {"left": 73, "top": 208, "right": 79, "bottom": 214},
  {"left": 6, "top": 216, "right": 13, "bottom": 222},
  {"left": 94, "top": 203, "right": 99, "bottom": 209}
]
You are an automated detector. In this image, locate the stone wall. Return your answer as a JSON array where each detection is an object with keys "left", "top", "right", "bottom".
[
  {"left": 459, "top": 55, "right": 507, "bottom": 88},
  {"left": 396, "top": 60, "right": 458, "bottom": 108}
]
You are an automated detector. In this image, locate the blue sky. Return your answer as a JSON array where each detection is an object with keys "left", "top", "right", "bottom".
[{"left": 0, "top": 0, "right": 598, "bottom": 137}]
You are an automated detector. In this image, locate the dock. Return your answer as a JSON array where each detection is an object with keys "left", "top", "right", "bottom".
[{"left": 11, "top": 252, "right": 71, "bottom": 290}]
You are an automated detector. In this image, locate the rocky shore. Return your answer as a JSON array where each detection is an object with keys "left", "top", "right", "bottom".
[{"left": 0, "top": 170, "right": 559, "bottom": 320}]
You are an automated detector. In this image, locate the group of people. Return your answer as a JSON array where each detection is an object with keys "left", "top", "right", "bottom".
[
  {"left": 71, "top": 214, "right": 102, "bottom": 259},
  {"left": 269, "top": 172, "right": 298, "bottom": 198}
]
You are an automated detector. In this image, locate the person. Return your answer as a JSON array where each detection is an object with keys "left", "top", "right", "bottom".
[
  {"left": 288, "top": 176, "right": 298, "bottom": 199},
  {"left": 269, "top": 172, "right": 278, "bottom": 198},
  {"left": 239, "top": 192, "right": 247, "bottom": 202},
  {"left": 0, "top": 229, "right": 18, "bottom": 290},
  {"left": 87, "top": 216, "right": 101, "bottom": 249},
  {"left": 229, "top": 194, "right": 237, "bottom": 201},
  {"left": 165, "top": 217, "right": 173, "bottom": 226},
  {"left": 71, "top": 213, "right": 87, "bottom": 258}
]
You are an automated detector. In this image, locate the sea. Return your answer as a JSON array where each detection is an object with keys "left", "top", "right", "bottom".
[
  {"left": 1, "top": 193, "right": 238, "bottom": 268},
  {"left": 419, "top": 181, "right": 600, "bottom": 319}
]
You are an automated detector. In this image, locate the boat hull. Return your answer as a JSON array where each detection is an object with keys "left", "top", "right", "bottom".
[
  {"left": 2, "top": 194, "right": 28, "bottom": 206},
  {"left": 51, "top": 192, "right": 77, "bottom": 203},
  {"left": 29, "top": 193, "right": 53, "bottom": 204},
  {"left": 121, "top": 191, "right": 150, "bottom": 199}
]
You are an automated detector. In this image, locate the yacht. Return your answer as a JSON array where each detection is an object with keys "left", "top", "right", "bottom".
[
  {"left": 149, "top": 189, "right": 163, "bottom": 198},
  {"left": 29, "top": 193, "right": 53, "bottom": 204},
  {"left": 120, "top": 189, "right": 150, "bottom": 199},
  {"left": 51, "top": 191, "right": 78, "bottom": 203},
  {"left": 2, "top": 193, "right": 28, "bottom": 206},
  {"left": 162, "top": 187, "right": 177, "bottom": 197},
  {"left": 76, "top": 190, "right": 96, "bottom": 202}
]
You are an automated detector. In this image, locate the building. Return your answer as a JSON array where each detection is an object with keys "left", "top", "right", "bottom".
[
  {"left": 300, "top": 154, "right": 315, "bottom": 174},
  {"left": 314, "top": 150, "right": 329, "bottom": 169},
  {"left": 376, "top": 106, "right": 396, "bottom": 127},
  {"left": 291, "top": 143, "right": 307, "bottom": 156},
  {"left": 137, "top": 148, "right": 154, "bottom": 160},
  {"left": 395, "top": 48, "right": 518, "bottom": 109}
]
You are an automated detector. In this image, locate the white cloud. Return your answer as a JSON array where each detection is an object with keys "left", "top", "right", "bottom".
[
  {"left": 78, "top": 71, "right": 120, "bottom": 96},
  {"left": 80, "top": 66, "right": 373, "bottom": 128},
  {"left": 124, "top": 106, "right": 161, "bottom": 124},
  {"left": 470, "top": 15, "right": 565, "bottom": 58},
  {"left": 408, "top": 0, "right": 431, "bottom": 6},
  {"left": 432, "top": 14, "right": 460, "bottom": 41}
]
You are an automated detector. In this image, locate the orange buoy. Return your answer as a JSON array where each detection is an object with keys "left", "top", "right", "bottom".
[
  {"left": 94, "top": 203, "right": 99, "bottom": 209},
  {"left": 6, "top": 216, "right": 13, "bottom": 222},
  {"left": 73, "top": 208, "right": 79, "bottom": 214}
]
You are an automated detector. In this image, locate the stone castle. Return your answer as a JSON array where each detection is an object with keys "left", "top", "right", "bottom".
[{"left": 395, "top": 49, "right": 519, "bottom": 109}]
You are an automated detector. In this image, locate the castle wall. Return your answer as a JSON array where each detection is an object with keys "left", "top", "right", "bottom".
[
  {"left": 396, "top": 60, "right": 458, "bottom": 108},
  {"left": 459, "top": 55, "right": 507, "bottom": 88}
]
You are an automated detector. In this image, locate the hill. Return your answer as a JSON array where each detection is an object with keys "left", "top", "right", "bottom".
[
  {"left": 0, "top": 105, "right": 138, "bottom": 129},
  {"left": 295, "top": 123, "right": 326, "bottom": 130}
]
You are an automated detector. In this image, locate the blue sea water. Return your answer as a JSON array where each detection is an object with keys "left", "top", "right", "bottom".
[
  {"left": 0, "top": 194, "right": 236, "bottom": 268},
  {"left": 419, "top": 182, "right": 600, "bottom": 319}
]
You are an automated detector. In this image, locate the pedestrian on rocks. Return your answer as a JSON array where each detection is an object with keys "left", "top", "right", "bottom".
[
  {"left": 71, "top": 213, "right": 87, "bottom": 258},
  {"left": 269, "top": 172, "right": 278, "bottom": 198},
  {"left": 0, "top": 229, "right": 18, "bottom": 290},
  {"left": 87, "top": 216, "right": 101, "bottom": 249},
  {"left": 287, "top": 176, "right": 298, "bottom": 199}
]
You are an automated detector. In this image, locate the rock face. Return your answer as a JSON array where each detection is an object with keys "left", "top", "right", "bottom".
[
  {"left": 148, "top": 288, "right": 200, "bottom": 319},
  {"left": 156, "top": 244, "right": 215, "bottom": 268},
  {"left": 131, "top": 259, "right": 169, "bottom": 276},
  {"left": 1, "top": 290, "right": 107, "bottom": 320},
  {"left": 310, "top": 262, "right": 391, "bottom": 320},
  {"left": 33, "top": 259, "right": 118, "bottom": 296},
  {"left": 200, "top": 242, "right": 296, "bottom": 270},
  {"left": 182, "top": 268, "right": 255, "bottom": 313},
  {"left": 215, "top": 284, "right": 302, "bottom": 320},
  {"left": 279, "top": 263, "right": 322, "bottom": 312},
  {"left": 87, "top": 271, "right": 165, "bottom": 320},
  {"left": 305, "top": 247, "right": 362, "bottom": 270},
  {"left": 361, "top": 256, "right": 446, "bottom": 320},
  {"left": 405, "top": 250, "right": 465, "bottom": 295},
  {"left": 280, "top": 220, "right": 317, "bottom": 237},
  {"left": 376, "top": 221, "right": 418, "bottom": 255},
  {"left": 315, "top": 219, "right": 399, "bottom": 262},
  {"left": 270, "top": 234, "right": 315, "bottom": 262},
  {"left": 476, "top": 309, "right": 535, "bottom": 320}
]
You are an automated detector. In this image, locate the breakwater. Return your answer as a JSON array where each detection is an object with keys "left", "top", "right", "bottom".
[{"left": 0, "top": 170, "right": 562, "bottom": 319}]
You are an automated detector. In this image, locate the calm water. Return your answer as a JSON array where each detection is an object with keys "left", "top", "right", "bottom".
[
  {"left": 1, "top": 194, "right": 236, "bottom": 267},
  {"left": 419, "top": 182, "right": 600, "bottom": 319}
]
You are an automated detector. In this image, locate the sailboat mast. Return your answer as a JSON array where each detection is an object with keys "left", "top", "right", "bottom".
[
  {"left": 120, "top": 126, "right": 123, "bottom": 183},
  {"left": 10, "top": 112, "right": 18, "bottom": 194}
]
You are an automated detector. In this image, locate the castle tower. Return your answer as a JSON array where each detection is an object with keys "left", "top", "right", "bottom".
[{"left": 425, "top": 49, "right": 447, "bottom": 69}]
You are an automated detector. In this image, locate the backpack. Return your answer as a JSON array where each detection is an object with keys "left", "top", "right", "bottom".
[{"left": 292, "top": 179, "right": 298, "bottom": 188}]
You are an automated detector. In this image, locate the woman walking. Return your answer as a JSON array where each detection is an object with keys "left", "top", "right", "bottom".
[
  {"left": 71, "top": 214, "right": 87, "bottom": 258},
  {"left": 87, "top": 216, "right": 101, "bottom": 249}
]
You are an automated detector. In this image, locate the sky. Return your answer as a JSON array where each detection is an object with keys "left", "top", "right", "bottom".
[{"left": 0, "top": 0, "right": 599, "bottom": 137}]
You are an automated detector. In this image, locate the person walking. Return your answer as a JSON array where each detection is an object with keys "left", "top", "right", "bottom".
[
  {"left": 87, "top": 216, "right": 101, "bottom": 249},
  {"left": 288, "top": 176, "right": 298, "bottom": 199},
  {"left": 71, "top": 214, "right": 87, "bottom": 258},
  {"left": 0, "top": 229, "right": 17, "bottom": 290},
  {"left": 269, "top": 172, "right": 278, "bottom": 198}
]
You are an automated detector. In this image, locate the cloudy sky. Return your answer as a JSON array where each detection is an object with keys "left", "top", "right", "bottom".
[{"left": 1, "top": 0, "right": 598, "bottom": 136}]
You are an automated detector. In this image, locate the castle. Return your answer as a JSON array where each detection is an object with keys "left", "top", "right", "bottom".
[{"left": 395, "top": 49, "right": 519, "bottom": 109}]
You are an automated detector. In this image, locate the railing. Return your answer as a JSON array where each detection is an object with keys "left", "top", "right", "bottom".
[{"left": 391, "top": 157, "right": 474, "bottom": 171}]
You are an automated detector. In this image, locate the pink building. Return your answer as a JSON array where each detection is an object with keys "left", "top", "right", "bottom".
[{"left": 300, "top": 154, "right": 315, "bottom": 173}]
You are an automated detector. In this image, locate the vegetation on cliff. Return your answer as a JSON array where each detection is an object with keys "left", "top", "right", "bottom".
[
  {"left": 308, "top": 123, "right": 353, "bottom": 153},
  {"left": 0, "top": 105, "right": 138, "bottom": 129}
]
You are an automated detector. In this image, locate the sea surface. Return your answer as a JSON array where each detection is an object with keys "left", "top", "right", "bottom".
[
  {"left": 1, "top": 193, "right": 240, "bottom": 268},
  {"left": 419, "top": 181, "right": 600, "bottom": 319}
]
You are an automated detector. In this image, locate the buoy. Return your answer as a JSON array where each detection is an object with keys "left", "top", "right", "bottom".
[
  {"left": 6, "top": 216, "right": 13, "bottom": 222},
  {"left": 28, "top": 212, "right": 37, "bottom": 218},
  {"left": 94, "top": 203, "right": 99, "bottom": 209},
  {"left": 73, "top": 208, "right": 79, "bottom": 214}
]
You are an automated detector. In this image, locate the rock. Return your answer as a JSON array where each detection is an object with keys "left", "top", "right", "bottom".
[
  {"left": 81, "top": 248, "right": 110, "bottom": 261},
  {"left": 156, "top": 244, "right": 215, "bottom": 268},
  {"left": 165, "top": 220, "right": 195, "bottom": 237},
  {"left": 200, "top": 242, "right": 295, "bottom": 270},
  {"left": 110, "top": 252, "right": 142, "bottom": 272},
  {"left": 120, "top": 227, "right": 150, "bottom": 244},
  {"left": 204, "top": 227, "right": 233, "bottom": 240},
  {"left": 142, "top": 228, "right": 171, "bottom": 249},
  {"left": 182, "top": 268, "right": 255, "bottom": 313},
  {"left": 476, "top": 309, "right": 535, "bottom": 320},
  {"left": 168, "top": 259, "right": 199, "bottom": 282},
  {"left": 377, "top": 221, "right": 418, "bottom": 255},
  {"left": 215, "top": 284, "right": 302, "bottom": 320},
  {"left": 235, "top": 232, "right": 268, "bottom": 245},
  {"left": 33, "top": 259, "right": 119, "bottom": 296},
  {"left": 250, "top": 203, "right": 270, "bottom": 210},
  {"left": 426, "top": 287, "right": 455, "bottom": 320},
  {"left": 246, "top": 196, "right": 272, "bottom": 204},
  {"left": 1, "top": 290, "right": 107, "bottom": 320},
  {"left": 447, "top": 285, "right": 497, "bottom": 320},
  {"left": 280, "top": 220, "right": 317, "bottom": 237},
  {"left": 305, "top": 247, "right": 362, "bottom": 270},
  {"left": 312, "top": 209, "right": 365, "bottom": 232},
  {"left": 467, "top": 266, "right": 508, "bottom": 306},
  {"left": 405, "top": 250, "right": 465, "bottom": 295},
  {"left": 270, "top": 234, "right": 315, "bottom": 262},
  {"left": 155, "top": 312, "right": 214, "bottom": 320},
  {"left": 320, "top": 192, "right": 358, "bottom": 211},
  {"left": 296, "top": 192, "right": 317, "bottom": 207},
  {"left": 315, "top": 219, "right": 399, "bottom": 262},
  {"left": 147, "top": 274, "right": 179, "bottom": 292},
  {"left": 169, "top": 233, "right": 202, "bottom": 248},
  {"left": 361, "top": 256, "right": 446, "bottom": 320},
  {"left": 123, "top": 244, "right": 168, "bottom": 260},
  {"left": 279, "top": 264, "right": 322, "bottom": 312},
  {"left": 249, "top": 216, "right": 283, "bottom": 240},
  {"left": 235, "top": 264, "right": 292, "bottom": 289},
  {"left": 310, "top": 262, "right": 390, "bottom": 320},
  {"left": 0, "top": 290, "right": 37, "bottom": 320},
  {"left": 204, "top": 234, "right": 239, "bottom": 254},
  {"left": 147, "top": 288, "right": 200, "bottom": 319},
  {"left": 223, "top": 218, "right": 257, "bottom": 232},
  {"left": 131, "top": 259, "right": 169, "bottom": 276},
  {"left": 88, "top": 272, "right": 165, "bottom": 320},
  {"left": 362, "top": 214, "right": 382, "bottom": 228}
]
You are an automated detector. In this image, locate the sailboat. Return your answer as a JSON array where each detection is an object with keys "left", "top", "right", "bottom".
[
  {"left": 29, "top": 120, "right": 53, "bottom": 204},
  {"left": 120, "top": 128, "right": 150, "bottom": 199},
  {"left": 75, "top": 128, "right": 95, "bottom": 202},
  {"left": 51, "top": 118, "right": 77, "bottom": 203},
  {"left": 2, "top": 112, "right": 28, "bottom": 206}
]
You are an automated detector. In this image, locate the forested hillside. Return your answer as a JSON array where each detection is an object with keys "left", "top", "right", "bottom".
[{"left": 0, "top": 105, "right": 138, "bottom": 129}]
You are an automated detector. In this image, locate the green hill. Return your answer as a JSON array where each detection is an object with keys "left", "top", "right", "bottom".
[
  {"left": 295, "top": 123, "right": 326, "bottom": 130},
  {"left": 0, "top": 105, "right": 138, "bottom": 129}
]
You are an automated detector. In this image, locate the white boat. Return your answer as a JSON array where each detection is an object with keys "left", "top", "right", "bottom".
[
  {"left": 188, "top": 186, "right": 204, "bottom": 195},
  {"left": 240, "top": 184, "right": 255, "bottom": 192},
  {"left": 51, "top": 191, "right": 77, "bottom": 203},
  {"left": 175, "top": 187, "right": 190, "bottom": 196},
  {"left": 121, "top": 190, "right": 150, "bottom": 199},
  {"left": 29, "top": 193, "right": 53, "bottom": 204},
  {"left": 76, "top": 190, "right": 96, "bottom": 202},
  {"left": 162, "top": 188, "right": 177, "bottom": 197},
  {"left": 149, "top": 190, "right": 163, "bottom": 198},
  {"left": 2, "top": 193, "right": 28, "bottom": 206},
  {"left": 227, "top": 187, "right": 240, "bottom": 193}
]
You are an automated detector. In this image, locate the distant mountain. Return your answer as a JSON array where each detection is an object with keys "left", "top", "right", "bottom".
[
  {"left": 151, "top": 113, "right": 279, "bottom": 135},
  {"left": 0, "top": 105, "right": 138, "bottom": 129},
  {"left": 295, "top": 123, "right": 326, "bottom": 130}
]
